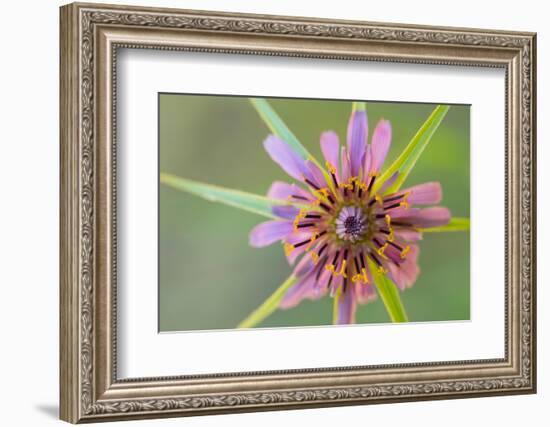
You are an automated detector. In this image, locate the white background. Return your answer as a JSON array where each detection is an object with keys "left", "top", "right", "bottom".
[
  {"left": 118, "top": 50, "right": 504, "bottom": 377},
  {"left": 0, "top": 0, "right": 545, "bottom": 426}
]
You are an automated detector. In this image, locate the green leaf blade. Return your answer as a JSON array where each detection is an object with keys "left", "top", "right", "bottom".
[
  {"left": 250, "top": 98, "right": 337, "bottom": 192},
  {"left": 237, "top": 275, "right": 297, "bottom": 328},
  {"left": 161, "top": 173, "right": 311, "bottom": 219},
  {"left": 375, "top": 105, "right": 450, "bottom": 194},
  {"left": 368, "top": 259, "right": 408, "bottom": 323},
  {"left": 352, "top": 101, "right": 367, "bottom": 112},
  {"left": 420, "top": 217, "right": 470, "bottom": 233},
  {"left": 250, "top": 98, "right": 313, "bottom": 161}
]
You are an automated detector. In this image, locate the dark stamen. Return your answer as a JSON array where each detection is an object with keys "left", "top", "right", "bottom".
[
  {"left": 368, "top": 198, "right": 378, "bottom": 207},
  {"left": 373, "top": 238, "right": 384, "bottom": 248},
  {"left": 384, "top": 202, "right": 402, "bottom": 211},
  {"left": 291, "top": 195, "right": 308, "bottom": 201},
  {"left": 360, "top": 252, "right": 366, "bottom": 269},
  {"left": 391, "top": 221, "right": 413, "bottom": 227},
  {"left": 318, "top": 230, "right": 327, "bottom": 237},
  {"left": 358, "top": 187, "right": 363, "bottom": 198},
  {"left": 380, "top": 229, "right": 391, "bottom": 235},
  {"left": 316, "top": 256, "right": 327, "bottom": 280},
  {"left": 343, "top": 276, "right": 348, "bottom": 292},
  {"left": 304, "top": 178, "right": 320, "bottom": 190},
  {"left": 370, "top": 251, "right": 383, "bottom": 267},
  {"left": 297, "top": 223, "right": 315, "bottom": 229},
  {"left": 327, "top": 195, "right": 335, "bottom": 204},
  {"left": 375, "top": 214, "right": 387, "bottom": 219},
  {"left": 331, "top": 173, "right": 338, "bottom": 187},
  {"left": 319, "top": 202, "right": 331, "bottom": 212},
  {"left": 318, "top": 243, "right": 328, "bottom": 256},
  {"left": 353, "top": 257, "right": 361, "bottom": 273},
  {"left": 305, "top": 214, "right": 322, "bottom": 219},
  {"left": 294, "top": 239, "right": 312, "bottom": 248},
  {"left": 367, "top": 175, "right": 376, "bottom": 192},
  {"left": 384, "top": 193, "right": 405, "bottom": 203},
  {"left": 327, "top": 275, "right": 333, "bottom": 289},
  {"left": 332, "top": 250, "right": 340, "bottom": 266},
  {"left": 388, "top": 241, "right": 403, "bottom": 251}
]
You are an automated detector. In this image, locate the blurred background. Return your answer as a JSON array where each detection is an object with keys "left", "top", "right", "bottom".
[{"left": 159, "top": 95, "right": 470, "bottom": 332}]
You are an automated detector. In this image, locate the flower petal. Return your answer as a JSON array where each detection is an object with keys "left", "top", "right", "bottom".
[
  {"left": 361, "top": 144, "right": 372, "bottom": 183},
  {"left": 268, "top": 181, "right": 313, "bottom": 201},
  {"left": 340, "top": 146, "right": 351, "bottom": 182},
  {"left": 396, "top": 207, "right": 451, "bottom": 228},
  {"left": 337, "top": 286, "right": 357, "bottom": 324},
  {"left": 378, "top": 171, "right": 399, "bottom": 194},
  {"left": 393, "top": 229, "right": 423, "bottom": 242},
  {"left": 402, "top": 182, "right": 442, "bottom": 205},
  {"left": 320, "top": 131, "right": 340, "bottom": 174},
  {"left": 355, "top": 282, "right": 377, "bottom": 305},
  {"left": 305, "top": 159, "right": 328, "bottom": 189},
  {"left": 280, "top": 271, "right": 325, "bottom": 309},
  {"left": 249, "top": 220, "right": 294, "bottom": 247},
  {"left": 271, "top": 205, "right": 299, "bottom": 220},
  {"left": 283, "top": 231, "right": 316, "bottom": 264},
  {"left": 347, "top": 110, "right": 368, "bottom": 177},
  {"left": 370, "top": 120, "right": 392, "bottom": 174},
  {"left": 267, "top": 181, "right": 304, "bottom": 219},
  {"left": 293, "top": 252, "right": 316, "bottom": 277},
  {"left": 264, "top": 135, "right": 311, "bottom": 181},
  {"left": 386, "top": 244, "right": 420, "bottom": 289}
]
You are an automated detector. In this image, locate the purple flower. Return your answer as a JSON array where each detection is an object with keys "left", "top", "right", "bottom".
[{"left": 249, "top": 108, "right": 450, "bottom": 324}]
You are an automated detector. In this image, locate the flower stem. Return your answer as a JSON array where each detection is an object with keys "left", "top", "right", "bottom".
[{"left": 237, "top": 275, "right": 297, "bottom": 329}]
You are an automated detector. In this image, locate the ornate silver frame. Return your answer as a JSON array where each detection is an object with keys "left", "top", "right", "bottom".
[{"left": 60, "top": 2, "right": 537, "bottom": 423}]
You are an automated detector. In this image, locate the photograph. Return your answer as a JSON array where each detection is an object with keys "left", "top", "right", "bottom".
[
  {"left": 56, "top": 3, "right": 536, "bottom": 422},
  {"left": 159, "top": 95, "right": 471, "bottom": 331}
]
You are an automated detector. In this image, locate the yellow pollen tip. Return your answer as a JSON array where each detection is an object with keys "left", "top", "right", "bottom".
[
  {"left": 377, "top": 243, "right": 389, "bottom": 257},
  {"left": 325, "top": 264, "right": 335, "bottom": 274},
  {"left": 310, "top": 252, "right": 319, "bottom": 263},
  {"left": 313, "top": 188, "right": 329, "bottom": 199},
  {"left": 400, "top": 245, "right": 411, "bottom": 259},
  {"left": 284, "top": 243, "right": 294, "bottom": 257},
  {"left": 305, "top": 233, "right": 318, "bottom": 251},
  {"left": 325, "top": 161, "right": 336, "bottom": 174},
  {"left": 375, "top": 195, "right": 384, "bottom": 205},
  {"left": 335, "top": 260, "right": 347, "bottom": 277},
  {"left": 361, "top": 268, "right": 369, "bottom": 283},
  {"left": 377, "top": 266, "right": 387, "bottom": 274}
]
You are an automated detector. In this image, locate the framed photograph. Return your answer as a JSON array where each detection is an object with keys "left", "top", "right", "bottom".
[{"left": 60, "top": 2, "right": 537, "bottom": 423}]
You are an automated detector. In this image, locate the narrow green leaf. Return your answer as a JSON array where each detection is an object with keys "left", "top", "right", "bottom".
[
  {"left": 237, "top": 275, "right": 297, "bottom": 328},
  {"left": 352, "top": 101, "right": 367, "bottom": 112},
  {"left": 250, "top": 98, "right": 313, "bottom": 161},
  {"left": 368, "top": 259, "right": 408, "bottom": 323},
  {"left": 250, "top": 97, "right": 335, "bottom": 192},
  {"left": 332, "top": 286, "right": 342, "bottom": 325},
  {"left": 375, "top": 105, "right": 450, "bottom": 194},
  {"left": 161, "top": 173, "right": 312, "bottom": 219},
  {"left": 420, "top": 217, "right": 470, "bottom": 233}
]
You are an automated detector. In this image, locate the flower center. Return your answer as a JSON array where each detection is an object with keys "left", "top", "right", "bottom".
[{"left": 335, "top": 206, "right": 367, "bottom": 242}]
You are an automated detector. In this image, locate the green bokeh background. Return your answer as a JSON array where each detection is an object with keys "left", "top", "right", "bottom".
[{"left": 159, "top": 94, "right": 470, "bottom": 332}]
